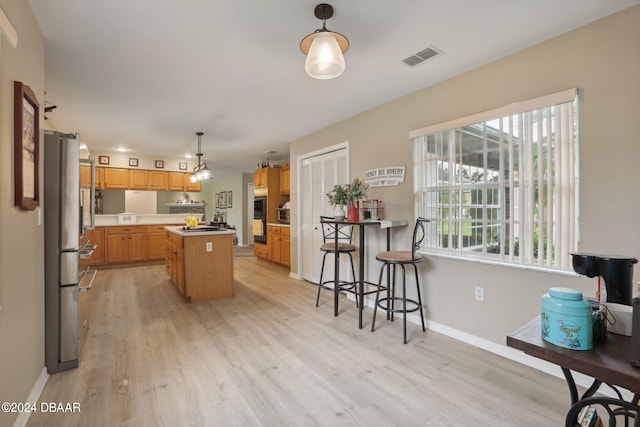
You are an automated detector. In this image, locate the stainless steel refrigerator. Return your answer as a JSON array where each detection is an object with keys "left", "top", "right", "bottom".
[{"left": 44, "top": 130, "right": 85, "bottom": 373}]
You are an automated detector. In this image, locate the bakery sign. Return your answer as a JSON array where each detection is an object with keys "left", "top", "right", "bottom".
[{"left": 363, "top": 166, "right": 406, "bottom": 187}]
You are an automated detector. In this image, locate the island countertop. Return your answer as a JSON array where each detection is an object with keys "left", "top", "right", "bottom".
[{"left": 165, "top": 226, "right": 236, "bottom": 237}]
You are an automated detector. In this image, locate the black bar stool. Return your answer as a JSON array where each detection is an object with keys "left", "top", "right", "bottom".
[
  {"left": 316, "top": 216, "right": 358, "bottom": 308},
  {"left": 371, "top": 217, "right": 428, "bottom": 343}
]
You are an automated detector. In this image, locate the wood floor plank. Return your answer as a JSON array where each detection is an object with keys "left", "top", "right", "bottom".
[{"left": 27, "top": 257, "right": 570, "bottom": 426}]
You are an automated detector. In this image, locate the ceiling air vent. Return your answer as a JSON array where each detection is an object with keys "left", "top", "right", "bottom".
[{"left": 403, "top": 46, "right": 443, "bottom": 67}]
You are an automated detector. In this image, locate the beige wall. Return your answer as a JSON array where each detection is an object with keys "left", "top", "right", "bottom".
[
  {"left": 290, "top": 6, "right": 640, "bottom": 344},
  {"left": 202, "top": 172, "right": 253, "bottom": 244},
  {"left": 0, "top": 1, "right": 45, "bottom": 426}
]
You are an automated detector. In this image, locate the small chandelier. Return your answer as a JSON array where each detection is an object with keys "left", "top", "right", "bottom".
[
  {"left": 190, "top": 132, "right": 212, "bottom": 183},
  {"left": 300, "top": 3, "right": 349, "bottom": 80}
]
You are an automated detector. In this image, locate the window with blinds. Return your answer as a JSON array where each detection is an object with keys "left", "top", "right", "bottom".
[{"left": 410, "top": 89, "right": 579, "bottom": 270}]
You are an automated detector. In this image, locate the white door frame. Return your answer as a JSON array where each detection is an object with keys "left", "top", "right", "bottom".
[
  {"left": 296, "top": 141, "right": 350, "bottom": 283},
  {"left": 247, "top": 182, "right": 254, "bottom": 245}
]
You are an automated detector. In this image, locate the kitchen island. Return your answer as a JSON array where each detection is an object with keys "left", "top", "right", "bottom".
[{"left": 165, "top": 226, "right": 235, "bottom": 303}]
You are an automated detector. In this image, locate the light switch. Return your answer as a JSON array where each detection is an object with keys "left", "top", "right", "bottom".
[
  {"left": 36, "top": 207, "right": 43, "bottom": 226},
  {"left": 206, "top": 242, "right": 212, "bottom": 252}
]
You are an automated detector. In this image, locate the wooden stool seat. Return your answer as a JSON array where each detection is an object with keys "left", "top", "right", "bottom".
[
  {"left": 376, "top": 251, "right": 423, "bottom": 263},
  {"left": 321, "top": 242, "right": 356, "bottom": 252}
]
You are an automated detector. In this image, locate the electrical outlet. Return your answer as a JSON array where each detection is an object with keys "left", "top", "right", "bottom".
[
  {"left": 206, "top": 242, "right": 212, "bottom": 252},
  {"left": 475, "top": 287, "right": 484, "bottom": 301}
]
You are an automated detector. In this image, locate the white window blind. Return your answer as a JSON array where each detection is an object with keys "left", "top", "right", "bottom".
[{"left": 411, "top": 89, "right": 579, "bottom": 270}]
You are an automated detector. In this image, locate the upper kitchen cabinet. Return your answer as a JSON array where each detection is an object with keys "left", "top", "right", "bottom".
[
  {"left": 168, "top": 172, "right": 184, "bottom": 191},
  {"left": 168, "top": 172, "right": 201, "bottom": 192},
  {"left": 80, "top": 163, "right": 91, "bottom": 188},
  {"left": 254, "top": 168, "right": 268, "bottom": 190},
  {"left": 148, "top": 171, "right": 168, "bottom": 191},
  {"left": 253, "top": 167, "right": 283, "bottom": 197},
  {"left": 95, "top": 167, "right": 105, "bottom": 189},
  {"left": 280, "top": 163, "right": 290, "bottom": 196},
  {"left": 129, "top": 169, "right": 148, "bottom": 190},
  {"left": 104, "top": 168, "right": 129, "bottom": 189},
  {"left": 183, "top": 174, "right": 201, "bottom": 192}
]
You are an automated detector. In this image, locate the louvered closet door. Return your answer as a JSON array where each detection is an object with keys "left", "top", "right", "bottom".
[{"left": 301, "top": 148, "right": 348, "bottom": 284}]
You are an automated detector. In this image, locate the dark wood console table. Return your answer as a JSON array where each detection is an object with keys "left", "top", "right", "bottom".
[{"left": 507, "top": 317, "right": 640, "bottom": 426}]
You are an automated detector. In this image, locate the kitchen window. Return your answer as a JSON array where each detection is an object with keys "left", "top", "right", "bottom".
[{"left": 410, "top": 89, "right": 579, "bottom": 271}]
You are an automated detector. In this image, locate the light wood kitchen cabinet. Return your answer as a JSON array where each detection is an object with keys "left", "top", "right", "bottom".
[
  {"left": 148, "top": 171, "right": 168, "bottom": 190},
  {"left": 281, "top": 227, "right": 290, "bottom": 267},
  {"left": 280, "top": 164, "right": 290, "bottom": 195},
  {"left": 146, "top": 225, "right": 167, "bottom": 260},
  {"left": 104, "top": 168, "right": 129, "bottom": 189},
  {"left": 129, "top": 169, "right": 148, "bottom": 189},
  {"left": 168, "top": 172, "right": 185, "bottom": 191},
  {"left": 254, "top": 168, "right": 268, "bottom": 189},
  {"left": 183, "top": 174, "right": 201, "bottom": 192},
  {"left": 95, "top": 167, "right": 105, "bottom": 189},
  {"left": 254, "top": 242, "right": 268, "bottom": 259},
  {"left": 165, "top": 232, "right": 185, "bottom": 295},
  {"left": 267, "top": 225, "right": 290, "bottom": 267},
  {"left": 106, "top": 225, "right": 146, "bottom": 263},
  {"left": 84, "top": 227, "right": 105, "bottom": 265},
  {"left": 80, "top": 163, "right": 92, "bottom": 188}
]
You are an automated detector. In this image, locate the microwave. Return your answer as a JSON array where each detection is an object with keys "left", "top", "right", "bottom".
[{"left": 277, "top": 208, "right": 290, "bottom": 224}]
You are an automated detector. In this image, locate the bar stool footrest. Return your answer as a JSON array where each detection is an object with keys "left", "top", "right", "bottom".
[
  {"left": 375, "top": 296, "right": 422, "bottom": 314},
  {"left": 319, "top": 280, "right": 357, "bottom": 293}
]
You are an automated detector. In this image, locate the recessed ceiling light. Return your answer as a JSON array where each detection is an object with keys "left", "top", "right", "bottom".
[
  {"left": 79, "top": 143, "right": 87, "bottom": 150},
  {"left": 185, "top": 154, "right": 193, "bottom": 159},
  {"left": 117, "top": 147, "right": 128, "bottom": 152}
]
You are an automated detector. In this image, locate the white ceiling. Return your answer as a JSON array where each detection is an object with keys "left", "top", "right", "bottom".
[{"left": 28, "top": 0, "right": 639, "bottom": 178}]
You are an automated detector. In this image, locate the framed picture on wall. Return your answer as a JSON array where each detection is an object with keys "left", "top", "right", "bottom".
[
  {"left": 99, "top": 155, "right": 110, "bottom": 165},
  {"left": 226, "top": 191, "right": 233, "bottom": 208},
  {"left": 179, "top": 162, "right": 187, "bottom": 171},
  {"left": 129, "top": 157, "right": 139, "bottom": 167},
  {"left": 215, "top": 193, "right": 220, "bottom": 208},
  {"left": 14, "top": 81, "right": 40, "bottom": 211},
  {"left": 219, "top": 191, "right": 227, "bottom": 209},
  {"left": 155, "top": 160, "right": 164, "bottom": 169}
]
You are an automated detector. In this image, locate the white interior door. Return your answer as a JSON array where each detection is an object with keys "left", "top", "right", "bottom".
[{"left": 301, "top": 147, "right": 348, "bottom": 284}]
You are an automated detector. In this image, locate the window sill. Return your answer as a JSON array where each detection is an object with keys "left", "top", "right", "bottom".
[{"left": 420, "top": 250, "right": 579, "bottom": 277}]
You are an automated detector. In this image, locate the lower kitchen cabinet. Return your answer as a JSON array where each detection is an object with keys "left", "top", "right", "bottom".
[
  {"left": 146, "top": 225, "right": 167, "bottom": 260},
  {"left": 106, "top": 226, "right": 146, "bottom": 264},
  {"left": 254, "top": 242, "right": 268, "bottom": 259},
  {"left": 165, "top": 231, "right": 185, "bottom": 295},
  {"left": 267, "top": 225, "right": 290, "bottom": 267}
]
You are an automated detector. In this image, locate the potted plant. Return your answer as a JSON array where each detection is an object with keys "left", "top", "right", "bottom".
[
  {"left": 344, "top": 177, "right": 369, "bottom": 221},
  {"left": 326, "top": 177, "right": 369, "bottom": 221},
  {"left": 327, "top": 183, "right": 349, "bottom": 220}
]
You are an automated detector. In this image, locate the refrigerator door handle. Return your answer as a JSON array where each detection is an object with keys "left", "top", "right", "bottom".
[{"left": 80, "top": 158, "right": 96, "bottom": 231}]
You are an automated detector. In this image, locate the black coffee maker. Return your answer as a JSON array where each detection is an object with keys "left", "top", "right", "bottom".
[{"left": 570, "top": 252, "right": 637, "bottom": 306}]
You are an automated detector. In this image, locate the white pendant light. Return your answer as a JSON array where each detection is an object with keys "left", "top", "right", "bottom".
[{"left": 300, "top": 4, "right": 349, "bottom": 80}]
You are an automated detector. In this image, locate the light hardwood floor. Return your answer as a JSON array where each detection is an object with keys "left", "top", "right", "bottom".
[{"left": 28, "top": 256, "right": 570, "bottom": 426}]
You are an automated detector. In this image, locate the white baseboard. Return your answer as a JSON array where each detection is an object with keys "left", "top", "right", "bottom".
[
  {"left": 14, "top": 367, "right": 49, "bottom": 427},
  {"left": 356, "top": 294, "right": 633, "bottom": 401}
]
